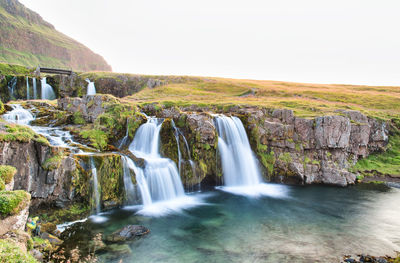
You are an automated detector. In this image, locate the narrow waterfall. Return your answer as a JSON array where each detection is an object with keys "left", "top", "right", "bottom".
[
  {"left": 2, "top": 104, "right": 35, "bottom": 125},
  {"left": 41, "top": 77, "right": 56, "bottom": 100},
  {"left": 26, "top": 77, "right": 30, "bottom": 100},
  {"left": 118, "top": 118, "right": 130, "bottom": 149},
  {"left": 215, "top": 115, "right": 288, "bottom": 197},
  {"left": 127, "top": 117, "right": 201, "bottom": 216},
  {"left": 122, "top": 156, "right": 137, "bottom": 205},
  {"left": 33, "top": 78, "right": 37, "bottom": 99},
  {"left": 86, "top": 79, "right": 96, "bottom": 95},
  {"left": 171, "top": 120, "right": 199, "bottom": 191},
  {"left": 90, "top": 157, "right": 101, "bottom": 215},
  {"left": 8, "top": 77, "right": 17, "bottom": 100}
]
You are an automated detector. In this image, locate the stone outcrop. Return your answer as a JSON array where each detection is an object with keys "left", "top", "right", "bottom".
[
  {"left": 0, "top": 140, "right": 76, "bottom": 207},
  {"left": 237, "top": 108, "right": 389, "bottom": 186},
  {"left": 0, "top": 195, "right": 30, "bottom": 236}
]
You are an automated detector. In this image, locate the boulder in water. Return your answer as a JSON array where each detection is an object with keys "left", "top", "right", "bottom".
[{"left": 105, "top": 225, "right": 150, "bottom": 242}]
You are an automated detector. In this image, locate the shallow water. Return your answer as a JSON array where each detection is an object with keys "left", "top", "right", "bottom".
[{"left": 63, "top": 184, "right": 400, "bottom": 263}]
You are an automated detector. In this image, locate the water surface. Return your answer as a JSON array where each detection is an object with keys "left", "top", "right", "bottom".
[{"left": 64, "top": 184, "right": 400, "bottom": 263}]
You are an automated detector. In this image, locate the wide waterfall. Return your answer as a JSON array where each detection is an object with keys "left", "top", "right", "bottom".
[
  {"left": 127, "top": 117, "right": 202, "bottom": 216},
  {"left": 215, "top": 115, "right": 288, "bottom": 197},
  {"left": 26, "top": 77, "right": 30, "bottom": 100},
  {"left": 86, "top": 79, "right": 96, "bottom": 95},
  {"left": 41, "top": 77, "right": 56, "bottom": 100},
  {"left": 33, "top": 78, "right": 37, "bottom": 99},
  {"left": 2, "top": 104, "right": 35, "bottom": 125}
]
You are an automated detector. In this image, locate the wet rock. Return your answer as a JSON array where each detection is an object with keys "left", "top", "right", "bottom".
[
  {"left": 40, "top": 232, "right": 63, "bottom": 246},
  {"left": 105, "top": 225, "right": 150, "bottom": 243}
]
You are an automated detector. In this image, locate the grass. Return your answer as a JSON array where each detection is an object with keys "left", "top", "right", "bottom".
[
  {"left": 0, "top": 239, "right": 38, "bottom": 263},
  {"left": 0, "top": 190, "right": 30, "bottom": 217},
  {"left": 123, "top": 76, "right": 400, "bottom": 120},
  {"left": 352, "top": 133, "right": 400, "bottom": 177},
  {"left": 0, "top": 123, "right": 49, "bottom": 145}
]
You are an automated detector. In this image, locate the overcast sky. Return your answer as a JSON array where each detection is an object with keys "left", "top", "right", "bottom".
[{"left": 19, "top": 0, "right": 400, "bottom": 85}]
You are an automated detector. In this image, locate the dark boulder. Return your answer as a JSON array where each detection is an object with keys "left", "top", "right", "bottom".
[{"left": 105, "top": 225, "right": 150, "bottom": 243}]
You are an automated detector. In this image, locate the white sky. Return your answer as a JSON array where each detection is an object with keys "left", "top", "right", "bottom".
[{"left": 19, "top": 0, "right": 400, "bottom": 85}]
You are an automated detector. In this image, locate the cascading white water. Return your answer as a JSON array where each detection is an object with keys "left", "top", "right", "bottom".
[
  {"left": 33, "top": 78, "right": 37, "bottom": 99},
  {"left": 41, "top": 77, "right": 56, "bottom": 100},
  {"left": 90, "top": 157, "right": 101, "bottom": 214},
  {"left": 26, "top": 77, "right": 30, "bottom": 100},
  {"left": 8, "top": 77, "right": 17, "bottom": 100},
  {"left": 86, "top": 79, "right": 96, "bottom": 95},
  {"left": 118, "top": 118, "right": 130, "bottom": 149},
  {"left": 215, "top": 115, "right": 288, "bottom": 197},
  {"left": 127, "top": 117, "right": 201, "bottom": 216},
  {"left": 2, "top": 104, "right": 35, "bottom": 125},
  {"left": 122, "top": 156, "right": 137, "bottom": 205},
  {"left": 171, "top": 120, "right": 199, "bottom": 191}
]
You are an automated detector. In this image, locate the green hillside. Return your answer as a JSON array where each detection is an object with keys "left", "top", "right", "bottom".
[{"left": 0, "top": 0, "right": 111, "bottom": 71}]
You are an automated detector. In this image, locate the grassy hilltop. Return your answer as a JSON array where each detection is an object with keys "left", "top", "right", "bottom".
[
  {"left": 0, "top": 0, "right": 111, "bottom": 71},
  {"left": 121, "top": 75, "right": 400, "bottom": 120}
]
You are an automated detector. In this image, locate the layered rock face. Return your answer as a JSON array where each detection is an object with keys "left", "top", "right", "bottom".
[
  {"left": 0, "top": 140, "right": 76, "bottom": 207},
  {"left": 140, "top": 104, "right": 389, "bottom": 187},
  {"left": 237, "top": 108, "right": 388, "bottom": 186}
]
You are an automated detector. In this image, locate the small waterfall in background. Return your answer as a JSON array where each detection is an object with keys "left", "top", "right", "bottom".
[
  {"left": 118, "top": 118, "right": 130, "bottom": 149},
  {"left": 2, "top": 104, "right": 35, "bottom": 125},
  {"left": 127, "top": 117, "right": 201, "bottom": 216},
  {"left": 41, "top": 77, "right": 56, "bottom": 100},
  {"left": 122, "top": 156, "right": 137, "bottom": 205},
  {"left": 89, "top": 157, "right": 107, "bottom": 222},
  {"left": 26, "top": 77, "right": 30, "bottom": 100},
  {"left": 215, "top": 115, "right": 288, "bottom": 197},
  {"left": 33, "top": 77, "right": 37, "bottom": 99},
  {"left": 171, "top": 120, "right": 199, "bottom": 191},
  {"left": 86, "top": 79, "right": 96, "bottom": 95},
  {"left": 8, "top": 77, "right": 17, "bottom": 100}
]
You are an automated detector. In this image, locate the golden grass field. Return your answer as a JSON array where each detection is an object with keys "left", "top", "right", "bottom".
[{"left": 124, "top": 76, "right": 400, "bottom": 120}]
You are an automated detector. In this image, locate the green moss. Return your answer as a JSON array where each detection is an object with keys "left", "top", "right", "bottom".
[
  {"left": 259, "top": 151, "right": 275, "bottom": 175},
  {"left": 0, "top": 239, "right": 38, "bottom": 263},
  {"left": 42, "top": 203, "right": 90, "bottom": 225},
  {"left": 278, "top": 152, "right": 292, "bottom": 163},
  {"left": 199, "top": 160, "right": 207, "bottom": 174},
  {"left": 0, "top": 165, "right": 17, "bottom": 184},
  {"left": 73, "top": 111, "right": 86, "bottom": 125},
  {"left": 0, "top": 180, "right": 5, "bottom": 191},
  {"left": 0, "top": 62, "right": 32, "bottom": 76},
  {"left": 0, "top": 124, "right": 49, "bottom": 145},
  {"left": 42, "top": 152, "right": 64, "bottom": 171},
  {"left": 0, "top": 190, "right": 30, "bottom": 217},
  {"left": 203, "top": 143, "right": 211, "bottom": 150},
  {"left": 0, "top": 99, "right": 4, "bottom": 114},
  {"left": 79, "top": 129, "right": 108, "bottom": 151},
  {"left": 352, "top": 133, "right": 400, "bottom": 176}
]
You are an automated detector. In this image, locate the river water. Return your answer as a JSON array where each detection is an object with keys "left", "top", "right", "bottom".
[{"left": 63, "top": 184, "right": 400, "bottom": 263}]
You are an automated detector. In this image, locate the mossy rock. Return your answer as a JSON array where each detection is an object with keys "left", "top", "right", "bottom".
[
  {"left": 0, "top": 190, "right": 30, "bottom": 218},
  {"left": 0, "top": 124, "right": 49, "bottom": 145},
  {"left": 0, "top": 239, "right": 38, "bottom": 263},
  {"left": 0, "top": 165, "right": 17, "bottom": 184}
]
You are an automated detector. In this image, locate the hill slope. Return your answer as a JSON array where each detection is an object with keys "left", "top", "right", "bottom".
[{"left": 0, "top": 0, "right": 111, "bottom": 71}]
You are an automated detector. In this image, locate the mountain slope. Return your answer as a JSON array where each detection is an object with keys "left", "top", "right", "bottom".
[{"left": 0, "top": 0, "right": 111, "bottom": 71}]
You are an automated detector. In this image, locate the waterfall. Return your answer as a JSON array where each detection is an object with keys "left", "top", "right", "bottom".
[
  {"left": 26, "top": 77, "right": 30, "bottom": 100},
  {"left": 8, "top": 77, "right": 17, "bottom": 100},
  {"left": 171, "top": 120, "right": 199, "bottom": 191},
  {"left": 90, "top": 157, "right": 101, "bottom": 215},
  {"left": 215, "top": 115, "right": 288, "bottom": 197},
  {"left": 127, "top": 117, "right": 201, "bottom": 216},
  {"left": 118, "top": 118, "right": 130, "bottom": 149},
  {"left": 41, "top": 77, "right": 56, "bottom": 100},
  {"left": 86, "top": 79, "right": 96, "bottom": 95},
  {"left": 33, "top": 78, "right": 37, "bottom": 99},
  {"left": 122, "top": 156, "right": 137, "bottom": 205},
  {"left": 2, "top": 104, "right": 35, "bottom": 125}
]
